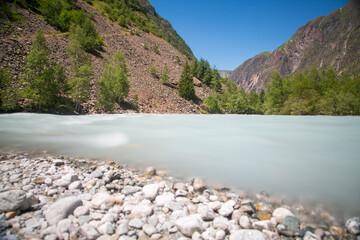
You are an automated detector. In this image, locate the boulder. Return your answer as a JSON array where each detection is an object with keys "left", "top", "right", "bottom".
[{"left": 0, "top": 190, "right": 36, "bottom": 212}]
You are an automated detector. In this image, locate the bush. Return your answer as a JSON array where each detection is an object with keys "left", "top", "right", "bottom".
[
  {"left": 152, "top": 45, "right": 159, "bottom": 54},
  {"left": 150, "top": 66, "right": 157, "bottom": 78},
  {"left": 161, "top": 65, "right": 169, "bottom": 84}
]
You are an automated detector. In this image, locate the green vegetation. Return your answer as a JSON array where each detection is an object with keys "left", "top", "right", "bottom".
[
  {"left": 178, "top": 62, "right": 195, "bottom": 101},
  {"left": 264, "top": 68, "right": 360, "bottom": 115},
  {"left": 92, "top": 0, "right": 193, "bottom": 58},
  {"left": 143, "top": 43, "right": 149, "bottom": 50},
  {"left": 21, "top": 30, "right": 66, "bottom": 112},
  {"left": 17, "top": 0, "right": 102, "bottom": 52},
  {"left": 161, "top": 65, "right": 169, "bottom": 84},
  {"left": 204, "top": 67, "right": 360, "bottom": 116},
  {"left": 152, "top": 44, "right": 159, "bottom": 54},
  {"left": 67, "top": 25, "right": 93, "bottom": 111},
  {"left": 150, "top": 66, "right": 157, "bottom": 78},
  {"left": 97, "top": 50, "right": 130, "bottom": 111},
  {"left": 0, "top": 67, "right": 20, "bottom": 112},
  {"left": 190, "top": 58, "right": 221, "bottom": 92}
]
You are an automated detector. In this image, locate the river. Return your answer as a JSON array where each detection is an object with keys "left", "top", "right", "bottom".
[{"left": 0, "top": 113, "right": 359, "bottom": 217}]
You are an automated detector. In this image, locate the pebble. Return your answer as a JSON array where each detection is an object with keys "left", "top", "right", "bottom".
[
  {"left": 272, "top": 207, "right": 295, "bottom": 222},
  {"left": 229, "top": 229, "right": 266, "bottom": 240},
  {"left": 0, "top": 152, "right": 356, "bottom": 240},
  {"left": 346, "top": 217, "right": 360, "bottom": 235}
]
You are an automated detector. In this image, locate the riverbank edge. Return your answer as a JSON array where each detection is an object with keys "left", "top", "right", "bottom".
[{"left": 0, "top": 151, "right": 359, "bottom": 240}]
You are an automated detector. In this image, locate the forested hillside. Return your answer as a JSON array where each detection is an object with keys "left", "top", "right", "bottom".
[{"left": 0, "top": 0, "right": 210, "bottom": 114}]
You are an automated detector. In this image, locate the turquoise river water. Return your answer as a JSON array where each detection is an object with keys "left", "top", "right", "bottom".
[{"left": 0, "top": 113, "right": 359, "bottom": 217}]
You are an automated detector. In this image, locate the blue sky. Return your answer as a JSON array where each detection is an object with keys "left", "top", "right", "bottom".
[{"left": 148, "top": 0, "right": 348, "bottom": 70}]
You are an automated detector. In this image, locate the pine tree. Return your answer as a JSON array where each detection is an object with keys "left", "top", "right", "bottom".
[
  {"left": 178, "top": 62, "right": 195, "bottom": 101},
  {"left": 22, "top": 30, "right": 66, "bottom": 111}
]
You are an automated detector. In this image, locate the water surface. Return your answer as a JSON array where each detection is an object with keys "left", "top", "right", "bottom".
[{"left": 1, "top": 113, "right": 359, "bottom": 216}]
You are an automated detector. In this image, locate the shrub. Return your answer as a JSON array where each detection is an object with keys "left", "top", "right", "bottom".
[
  {"left": 161, "top": 65, "right": 169, "bottom": 84},
  {"left": 152, "top": 45, "right": 159, "bottom": 54},
  {"left": 150, "top": 66, "right": 157, "bottom": 78}
]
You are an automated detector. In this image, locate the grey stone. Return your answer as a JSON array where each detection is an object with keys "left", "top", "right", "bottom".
[
  {"left": 98, "top": 222, "right": 114, "bottom": 235},
  {"left": 240, "top": 215, "right": 252, "bottom": 229},
  {"left": 346, "top": 217, "right": 360, "bottom": 235},
  {"left": 304, "top": 231, "right": 321, "bottom": 240},
  {"left": 252, "top": 220, "right": 272, "bottom": 231},
  {"left": 91, "top": 171, "right": 103, "bottom": 178},
  {"left": 142, "top": 184, "right": 159, "bottom": 200},
  {"left": 116, "top": 223, "right": 128, "bottom": 235},
  {"left": 262, "top": 229, "right": 280, "bottom": 240},
  {"left": 272, "top": 208, "right": 294, "bottom": 222},
  {"left": 216, "top": 229, "right": 226, "bottom": 240},
  {"left": 74, "top": 206, "right": 90, "bottom": 217},
  {"left": 91, "top": 192, "right": 112, "bottom": 209},
  {"left": 129, "top": 218, "right": 144, "bottom": 229},
  {"left": 130, "top": 200, "right": 153, "bottom": 219},
  {"left": 143, "top": 223, "right": 157, "bottom": 236},
  {"left": 45, "top": 196, "right": 83, "bottom": 225},
  {"left": 229, "top": 230, "right": 266, "bottom": 240},
  {"left": 25, "top": 218, "right": 41, "bottom": 231},
  {"left": 154, "top": 192, "right": 175, "bottom": 207},
  {"left": 101, "top": 213, "right": 118, "bottom": 223},
  {"left": 175, "top": 214, "right": 204, "bottom": 237},
  {"left": 193, "top": 178, "right": 206, "bottom": 192},
  {"left": 78, "top": 215, "right": 93, "bottom": 225},
  {"left": 214, "top": 216, "right": 230, "bottom": 231},
  {"left": 57, "top": 219, "right": 72, "bottom": 233},
  {"left": 164, "top": 201, "right": 182, "bottom": 212},
  {"left": 122, "top": 186, "right": 142, "bottom": 195},
  {"left": 80, "top": 223, "right": 100, "bottom": 240},
  {"left": 145, "top": 166, "right": 156, "bottom": 176},
  {"left": 175, "top": 189, "right": 188, "bottom": 197},
  {"left": 0, "top": 190, "right": 36, "bottom": 211},
  {"left": 280, "top": 216, "right": 300, "bottom": 236},
  {"left": 219, "top": 201, "right": 235, "bottom": 217},
  {"left": 148, "top": 215, "right": 159, "bottom": 227},
  {"left": 68, "top": 181, "right": 82, "bottom": 190}
]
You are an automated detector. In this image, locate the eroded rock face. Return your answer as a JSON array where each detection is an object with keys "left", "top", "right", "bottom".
[{"left": 229, "top": 0, "right": 360, "bottom": 93}]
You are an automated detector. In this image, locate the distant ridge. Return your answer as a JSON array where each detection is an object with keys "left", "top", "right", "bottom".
[{"left": 229, "top": 0, "right": 360, "bottom": 92}]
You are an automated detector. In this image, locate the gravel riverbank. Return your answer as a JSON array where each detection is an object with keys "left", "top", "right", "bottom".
[{"left": 0, "top": 152, "right": 359, "bottom": 240}]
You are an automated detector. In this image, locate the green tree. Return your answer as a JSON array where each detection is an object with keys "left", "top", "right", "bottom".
[
  {"left": 97, "top": 51, "right": 130, "bottom": 111},
  {"left": 178, "top": 62, "right": 195, "bottom": 101},
  {"left": 150, "top": 66, "right": 157, "bottom": 78},
  {"left": 0, "top": 68, "right": 20, "bottom": 112},
  {"left": 161, "top": 65, "right": 169, "bottom": 84},
  {"left": 22, "top": 30, "right": 66, "bottom": 111},
  {"left": 204, "top": 95, "right": 220, "bottom": 114},
  {"left": 67, "top": 26, "right": 93, "bottom": 111}
]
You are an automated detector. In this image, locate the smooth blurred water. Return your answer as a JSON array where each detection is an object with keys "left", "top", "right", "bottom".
[{"left": 0, "top": 113, "right": 359, "bottom": 216}]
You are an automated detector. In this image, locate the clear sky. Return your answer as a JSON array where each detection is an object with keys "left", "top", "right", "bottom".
[{"left": 148, "top": 0, "right": 348, "bottom": 70}]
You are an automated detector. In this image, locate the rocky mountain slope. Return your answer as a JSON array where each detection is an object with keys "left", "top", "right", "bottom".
[
  {"left": 0, "top": 0, "right": 210, "bottom": 114},
  {"left": 229, "top": 0, "right": 360, "bottom": 92}
]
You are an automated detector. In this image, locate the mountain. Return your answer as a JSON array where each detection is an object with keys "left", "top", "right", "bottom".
[
  {"left": 0, "top": 0, "right": 210, "bottom": 114},
  {"left": 229, "top": 0, "right": 360, "bottom": 92}
]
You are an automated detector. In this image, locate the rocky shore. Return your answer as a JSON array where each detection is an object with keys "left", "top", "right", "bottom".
[{"left": 0, "top": 152, "right": 359, "bottom": 240}]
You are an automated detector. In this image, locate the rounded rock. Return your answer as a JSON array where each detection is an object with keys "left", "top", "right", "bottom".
[
  {"left": 346, "top": 217, "right": 360, "bottom": 235},
  {"left": 272, "top": 208, "right": 295, "bottom": 222},
  {"left": 229, "top": 229, "right": 266, "bottom": 240}
]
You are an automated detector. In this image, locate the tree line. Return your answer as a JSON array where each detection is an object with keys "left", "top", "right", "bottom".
[
  {"left": 0, "top": 30, "right": 129, "bottom": 113},
  {"left": 203, "top": 68, "right": 360, "bottom": 116}
]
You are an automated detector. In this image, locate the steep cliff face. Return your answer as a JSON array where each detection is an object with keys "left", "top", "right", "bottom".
[
  {"left": 0, "top": 0, "right": 209, "bottom": 113},
  {"left": 229, "top": 0, "right": 360, "bottom": 92}
]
